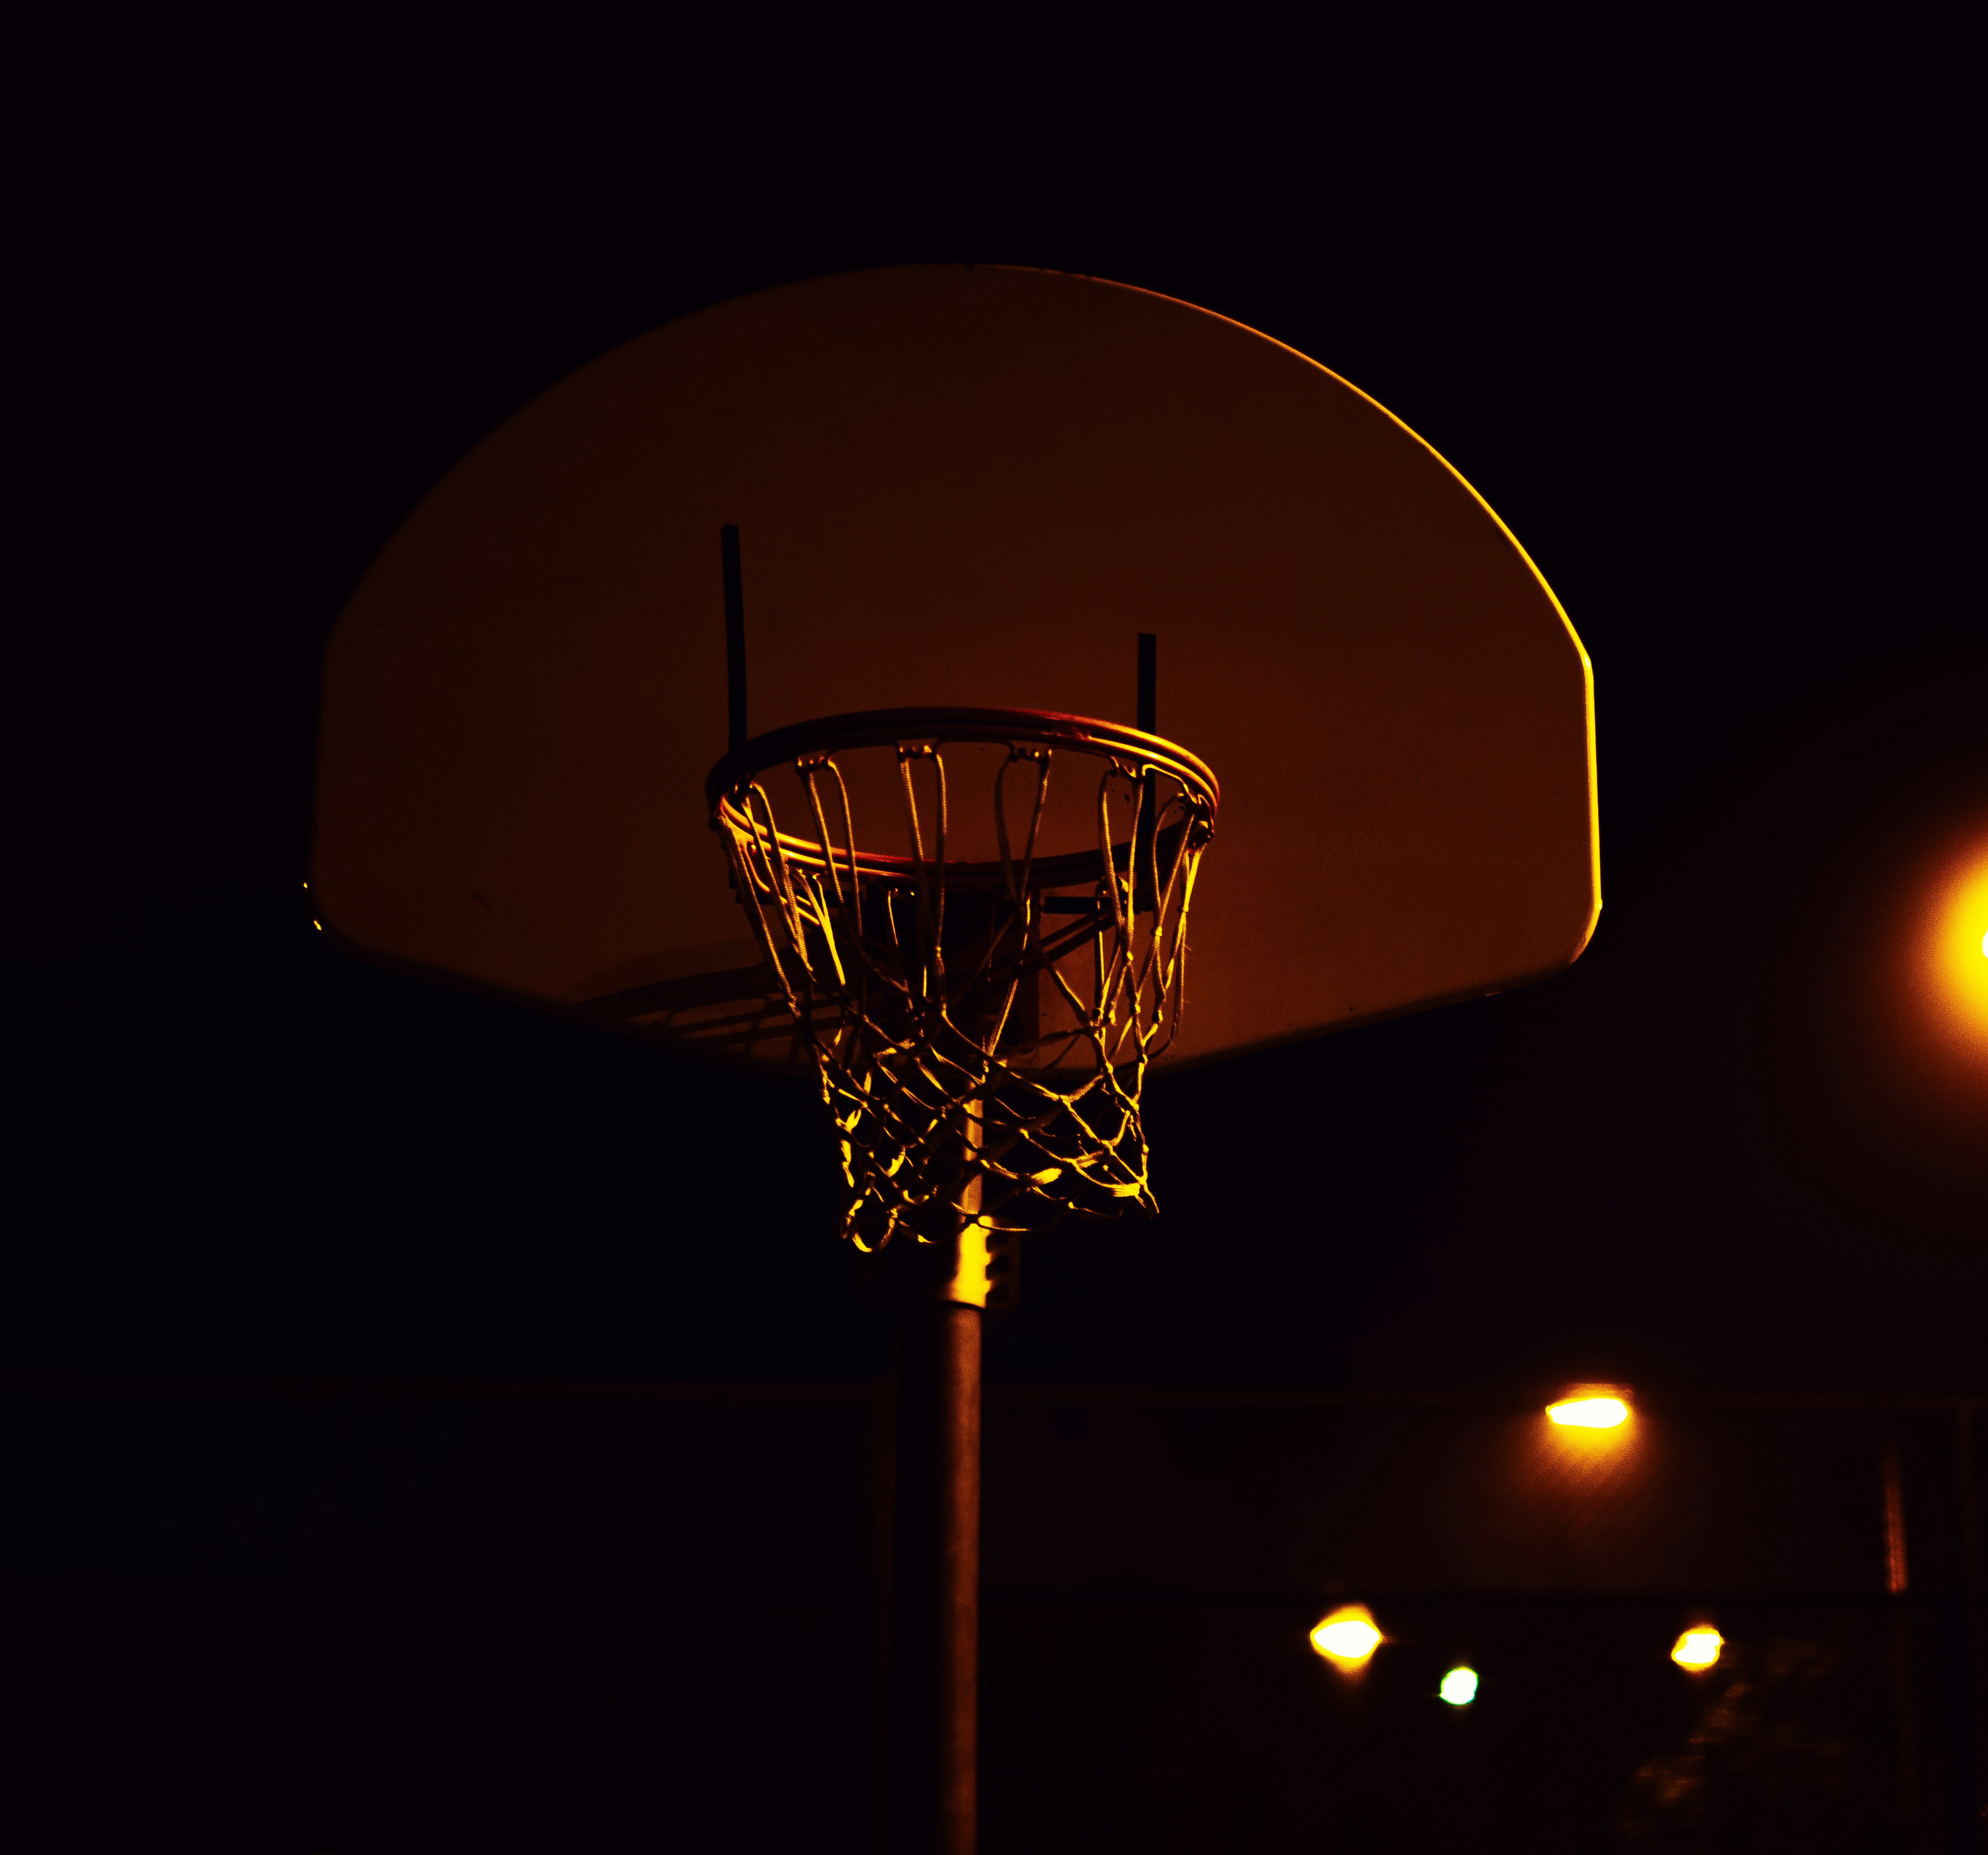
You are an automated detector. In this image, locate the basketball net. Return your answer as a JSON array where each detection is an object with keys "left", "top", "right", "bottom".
[{"left": 711, "top": 713, "right": 1217, "bottom": 1255}]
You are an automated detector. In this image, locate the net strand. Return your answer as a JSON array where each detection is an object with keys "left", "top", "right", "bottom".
[{"left": 715, "top": 730, "right": 1214, "bottom": 1252}]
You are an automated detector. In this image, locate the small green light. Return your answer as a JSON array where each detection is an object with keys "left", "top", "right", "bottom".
[{"left": 1439, "top": 1666, "right": 1477, "bottom": 1706}]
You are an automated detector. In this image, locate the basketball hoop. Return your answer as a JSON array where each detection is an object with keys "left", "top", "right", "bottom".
[
  {"left": 314, "top": 269, "right": 1599, "bottom": 1855},
  {"left": 707, "top": 707, "right": 1218, "bottom": 1257}
]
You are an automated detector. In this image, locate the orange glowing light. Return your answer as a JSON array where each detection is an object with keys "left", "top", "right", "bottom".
[
  {"left": 1671, "top": 1626, "right": 1723, "bottom": 1669},
  {"left": 1922, "top": 851, "right": 1988, "bottom": 1053},
  {"left": 1310, "top": 1605, "right": 1382, "bottom": 1665},
  {"left": 1546, "top": 1390, "right": 1631, "bottom": 1428}
]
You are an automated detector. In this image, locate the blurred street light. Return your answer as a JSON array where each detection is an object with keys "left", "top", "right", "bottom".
[
  {"left": 1439, "top": 1666, "right": 1478, "bottom": 1705},
  {"left": 1924, "top": 850, "right": 1988, "bottom": 1051},
  {"left": 1671, "top": 1626, "right": 1723, "bottom": 1670},
  {"left": 1546, "top": 1387, "right": 1632, "bottom": 1428},
  {"left": 1309, "top": 1605, "right": 1381, "bottom": 1667}
]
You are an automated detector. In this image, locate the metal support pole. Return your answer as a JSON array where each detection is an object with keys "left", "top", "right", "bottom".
[
  {"left": 888, "top": 1297, "right": 981, "bottom": 1855},
  {"left": 1956, "top": 1401, "right": 1985, "bottom": 1847},
  {"left": 884, "top": 1108, "right": 991, "bottom": 1855},
  {"left": 1880, "top": 1432, "right": 1917, "bottom": 1827}
]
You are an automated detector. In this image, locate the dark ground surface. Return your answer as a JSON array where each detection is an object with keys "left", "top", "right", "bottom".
[
  {"left": 8, "top": 1577, "right": 1957, "bottom": 1852},
  {"left": 3, "top": 1381, "right": 1979, "bottom": 1850}
]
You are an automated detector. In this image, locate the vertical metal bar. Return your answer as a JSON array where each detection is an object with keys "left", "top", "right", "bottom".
[
  {"left": 870, "top": 1375, "right": 897, "bottom": 1855},
  {"left": 1957, "top": 1402, "right": 1986, "bottom": 1844},
  {"left": 1881, "top": 1433, "right": 1918, "bottom": 1827},
  {"left": 935, "top": 1303, "right": 980, "bottom": 1855},
  {"left": 1135, "top": 634, "right": 1157, "bottom": 913},
  {"left": 885, "top": 1108, "right": 987, "bottom": 1855},
  {"left": 887, "top": 1299, "right": 981, "bottom": 1855},
  {"left": 721, "top": 525, "right": 747, "bottom": 752},
  {"left": 1884, "top": 1433, "right": 1911, "bottom": 1595}
]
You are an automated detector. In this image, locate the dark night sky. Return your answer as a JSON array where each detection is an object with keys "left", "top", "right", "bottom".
[{"left": 10, "top": 40, "right": 1983, "bottom": 1397}]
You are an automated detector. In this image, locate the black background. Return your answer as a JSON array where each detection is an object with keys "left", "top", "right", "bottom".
[
  {"left": 11, "top": 30, "right": 1981, "bottom": 1396},
  {"left": 6, "top": 27, "right": 1985, "bottom": 1850}
]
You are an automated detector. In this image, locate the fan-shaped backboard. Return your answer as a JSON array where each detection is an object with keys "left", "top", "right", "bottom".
[{"left": 312, "top": 265, "right": 1599, "bottom": 1068}]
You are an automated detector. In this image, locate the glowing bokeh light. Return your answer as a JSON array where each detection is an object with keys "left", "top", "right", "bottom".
[
  {"left": 1309, "top": 1605, "right": 1381, "bottom": 1665},
  {"left": 1671, "top": 1626, "right": 1723, "bottom": 1670},
  {"left": 1547, "top": 1395, "right": 1630, "bottom": 1428},
  {"left": 1922, "top": 852, "right": 1988, "bottom": 1053},
  {"left": 1439, "top": 1666, "right": 1478, "bottom": 1705}
]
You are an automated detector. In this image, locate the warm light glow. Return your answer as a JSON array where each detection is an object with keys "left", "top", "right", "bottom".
[
  {"left": 1923, "top": 852, "right": 1988, "bottom": 1052},
  {"left": 1310, "top": 1605, "right": 1381, "bottom": 1665},
  {"left": 1439, "top": 1665, "right": 1478, "bottom": 1705},
  {"left": 1671, "top": 1626, "right": 1723, "bottom": 1669},
  {"left": 1547, "top": 1394, "right": 1630, "bottom": 1428}
]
